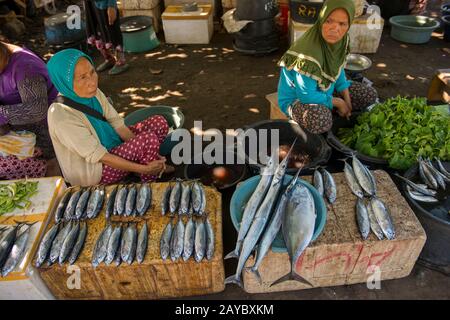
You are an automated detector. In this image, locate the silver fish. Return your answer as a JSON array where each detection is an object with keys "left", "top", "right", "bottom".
[
  {"left": 161, "top": 185, "right": 172, "bottom": 216},
  {"left": 436, "top": 158, "right": 450, "bottom": 179},
  {"left": 356, "top": 198, "right": 370, "bottom": 240},
  {"left": 182, "top": 217, "right": 195, "bottom": 261},
  {"left": 136, "top": 223, "right": 148, "bottom": 264},
  {"left": 198, "top": 184, "right": 207, "bottom": 216},
  {"left": 170, "top": 218, "right": 185, "bottom": 261},
  {"left": 370, "top": 197, "right": 395, "bottom": 240},
  {"left": 179, "top": 183, "right": 191, "bottom": 215},
  {"left": 59, "top": 222, "right": 80, "bottom": 265},
  {"left": 125, "top": 185, "right": 137, "bottom": 217},
  {"left": 321, "top": 168, "right": 337, "bottom": 204},
  {"left": 205, "top": 217, "right": 215, "bottom": 261},
  {"left": 425, "top": 160, "right": 448, "bottom": 188},
  {"left": 224, "top": 152, "right": 277, "bottom": 260},
  {"left": 160, "top": 221, "right": 173, "bottom": 260},
  {"left": 49, "top": 222, "right": 73, "bottom": 265},
  {"left": 406, "top": 186, "right": 439, "bottom": 203},
  {"left": 169, "top": 180, "right": 182, "bottom": 215},
  {"left": 420, "top": 160, "right": 438, "bottom": 189},
  {"left": 75, "top": 188, "right": 91, "bottom": 220},
  {"left": 363, "top": 166, "right": 378, "bottom": 195},
  {"left": 0, "top": 224, "right": 23, "bottom": 269},
  {"left": 2, "top": 225, "right": 32, "bottom": 277},
  {"left": 191, "top": 182, "right": 202, "bottom": 214},
  {"left": 226, "top": 141, "right": 296, "bottom": 287},
  {"left": 121, "top": 224, "right": 137, "bottom": 265},
  {"left": 68, "top": 222, "right": 87, "bottom": 265},
  {"left": 415, "top": 183, "right": 437, "bottom": 195},
  {"left": 367, "top": 204, "right": 384, "bottom": 240},
  {"left": 194, "top": 220, "right": 206, "bottom": 263},
  {"left": 418, "top": 159, "right": 433, "bottom": 188},
  {"left": 87, "top": 186, "right": 105, "bottom": 219},
  {"left": 394, "top": 174, "right": 436, "bottom": 197},
  {"left": 55, "top": 190, "right": 72, "bottom": 224},
  {"left": 35, "top": 223, "right": 59, "bottom": 267},
  {"left": 115, "top": 185, "right": 128, "bottom": 216},
  {"left": 341, "top": 160, "right": 364, "bottom": 199},
  {"left": 313, "top": 169, "right": 324, "bottom": 196},
  {"left": 105, "top": 186, "right": 118, "bottom": 219},
  {"left": 136, "top": 183, "right": 151, "bottom": 216},
  {"left": 352, "top": 155, "right": 376, "bottom": 196},
  {"left": 105, "top": 225, "right": 122, "bottom": 265},
  {"left": 64, "top": 190, "right": 81, "bottom": 221},
  {"left": 270, "top": 182, "right": 315, "bottom": 288},
  {"left": 92, "top": 224, "right": 113, "bottom": 267},
  {"left": 249, "top": 169, "right": 302, "bottom": 283},
  {"left": 114, "top": 243, "right": 122, "bottom": 267}
]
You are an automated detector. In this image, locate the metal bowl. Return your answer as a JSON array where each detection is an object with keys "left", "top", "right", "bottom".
[{"left": 345, "top": 54, "right": 372, "bottom": 72}]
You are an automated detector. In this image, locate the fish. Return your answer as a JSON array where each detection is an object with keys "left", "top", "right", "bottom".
[
  {"left": 191, "top": 182, "right": 202, "bottom": 214},
  {"left": 367, "top": 203, "right": 384, "bottom": 240},
  {"left": 340, "top": 159, "right": 364, "bottom": 199},
  {"left": 55, "top": 189, "right": 72, "bottom": 224},
  {"left": 194, "top": 220, "right": 206, "bottom": 263},
  {"left": 136, "top": 183, "right": 151, "bottom": 216},
  {"left": 356, "top": 198, "right": 370, "bottom": 240},
  {"left": 205, "top": 217, "right": 215, "bottom": 261},
  {"left": 394, "top": 173, "right": 436, "bottom": 197},
  {"left": 68, "top": 222, "right": 87, "bottom": 265},
  {"left": 114, "top": 243, "right": 122, "bottom": 267},
  {"left": 321, "top": 168, "right": 337, "bottom": 204},
  {"left": 406, "top": 185, "right": 439, "bottom": 203},
  {"left": 64, "top": 189, "right": 82, "bottom": 221},
  {"left": 419, "top": 159, "right": 438, "bottom": 189},
  {"left": 35, "top": 223, "right": 59, "bottom": 267},
  {"left": 121, "top": 224, "right": 137, "bottom": 265},
  {"left": 182, "top": 217, "right": 195, "bottom": 261},
  {"left": 58, "top": 222, "right": 80, "bottom": 265},
  {"left": 351, "top": 155, "right": 376, "bottom": 196},
  {"left": 363, "top": 165, "right": 378, "bottom": 195},
  {"left": 75, "top": 188, "right": 91, "bottom": 220},
  {"left": 179, "top": 183, "right": 191, "bottom": 215},
  {"left": 2, "top": 224, "right": 33, "bottom": 277},
  {"left": 424, "top": 160, "right": 448, "bottom": 188},
  {"left": 248, "top": 169, "right": 302, "bottom": 283},
  {"left": 125, "top": 185, "right": 137, "bottom": 217},
  {"left": 226, "top": 141, "right": 296, "bottom": 287},
  {"left": 161, "top": 185, "right": 171, "bottom": 216},
  {"left": 105, "top": 186, "right": 118, "bottom": 219},
  {"left": 115, "top": 185, "right": 129, "bottom": 216},
  {"left": 0, "top": 223, "right": 25, "bottom": 269},
  {"left": 105, "top": 225, "right": 122, "bottom": 265},
  {"left": 136, "top": 223, "right": 148, "bottom": 264},
  {"left": 87, "top": 186, "right": 105, "bottom": 219},
  {"left": 436, "top": 158, "right": 450, "bottom": 180},
  {"left": 169, "top": 180, "right": 182, "bottom": 215},
  {"left": 313, "top": 169, "right": 324, "bottom": 196},
  {"left": 48, "top": 222, "right": 73, "bottom": 265},
  {"left": 160, "top": 221, "right": 173, "bottom": 260},
  {"left": 414, "top": 184, "right": 437, "bottom": 196},
  {"left": 198, "top": 183, "right": 207, "bottom": 216},
  {"left": 270, "top": 182, "right": 315, "bottom": 288},
  {"left": 92, "top": 224, "right": 113, "bottom": 267},
  {"left": 370, "top": 197, "right": 395, "bottom": 240},
  {"left": 224, "top": 152, "right": 277, "bottom": 260},
  {"left": 170, "top": 218, "right": 185, "bottom": 261}
]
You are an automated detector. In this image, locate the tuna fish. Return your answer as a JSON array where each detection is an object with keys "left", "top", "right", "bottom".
[
  {"left": 370, "top": 197, "right": 395, "bottom": 240},
  {"left": 48, "top": 222, "right": 73, "bottom": 265},
  {"left": 436, "top": 158, "right": 450, "bottom": 179},
  {"left": 35, "top": 223, "right": 59, "bottom": 267},
  {"left": 194, "top": 220, "right": 206, "bottom": 263},
  {"left": 340, "top": 159, "right": 364, "bottom": 199},
  {"left": 351, "top": 155, "right": 376, "bottom": 196},
  {"left": 105, "top": 186, "right": 118, "bottom": 219},
  {"left": 179, "top": 183, "right": 191, "bottom": 215},
  {"left": 92, "top": 224, "right": 113, "bottom": 267},
  {"left": 182, "top": 217, "right": 195, "bottom": 261},
  {"left": 160, "top": 221, "right": 173, "bottom": 260},
  {"left": 136, "top": 223, "right": 148, "bottom": 264},
  {"left": 394, "top": 173, "right": 436, "bottom": 197},
  {"left": 191, "top": 182, "right": 202, "bottom": 214},
  {"left": 55, "top": 190, "right": 72, "bottom": 223},
  {"left": 68, "top": 221, "right": 87, "bottom": 265},
  {"left": 161, "top": 185, "right": 172, "bottom": 216},
  {"left": 169, "top": 180, "right": 182, "bottom": 215},
  {"left": 105, "top": 225, "right": 122, "bottom": 265},
  {"left": 205, "top": 217, "right": 215, "bottom": 261},
  {"left": 313, "top": 169, "right": 324, "bottom": 197},
  {"left": 170, "top": 218, "right": 185, "bottom": 261},
  {"left": 367, "top": 202, "right": 384, "bottom": 240},
  {"left": 64, "top": 189, "right": 82, "bottom": 221},
  {"left": 2, "top": 224, "right": 33, "bottom": 277},
  {"left": 321, "top": 168, "right": 337, "bottom": 204},
  {"left": 59, "top": 222, "right": 80, "bottom": 265},
  {"left": 125, "top": 185, "right": 137, "bottom": 217},
  {"left": 115, "top": 185, "right": 129, "bottom": 216},
  {"left": 0, "top": 223, "right": 24, "bottom": 269},
  {"left": 121, "top": 223, "right": 137, "bottom": 265},
  {"left": 87, "top": 186, "right": 105, "bottom": 219},
  {"left": 407, "top": 186, "right": 439, "bottom": 203},
  {"left": 424, "top": 160, "right": 448, "bottom": 188},
  {"left": 419, "top": 159, "right": 438, "bottom": 189},
  {"left": 136, "top": 183, "right": 151, "bottom": 216},
  {"left": 356, "top": 198, "right": 370, "bottom": 240},
  {"left": 75, "top": 188, "right": 91, "bottom": 220},
  {"left": 198, "top": 184, "right": 207, "bottom": 216}
]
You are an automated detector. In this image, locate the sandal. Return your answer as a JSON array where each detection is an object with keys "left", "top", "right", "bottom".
[{"left": 108, "top": 63, "right": 130, "bottom": 75}]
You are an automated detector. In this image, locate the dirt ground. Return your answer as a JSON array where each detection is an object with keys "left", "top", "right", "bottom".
[{"left": 2, "top": 0, "right": 450, "bottom": 300}]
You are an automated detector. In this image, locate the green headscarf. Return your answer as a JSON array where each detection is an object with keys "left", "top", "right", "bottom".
[
  {"left": 47, "top": 49, "right": 122, "bottom": 151},
  {"left": 278, "top": 0, "right": 355, "bottom": 91}
]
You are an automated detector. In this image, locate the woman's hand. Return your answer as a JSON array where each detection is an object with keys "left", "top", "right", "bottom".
[
  {"left": 107, "top": 7, "right": 117, "bottom": 26},
  {"left": 333, "top": 97, "right": 351, "bottom": 119},
  {"left": 140, "top": 159, "right": 167, "bottom": 176}
]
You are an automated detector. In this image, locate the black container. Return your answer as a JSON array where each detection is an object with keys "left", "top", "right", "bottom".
[
  {"left": 235, "top": 0, "right": 279, "bottom": 21},
  {"left": 443, "top": 16, "right": 450, "bottom": 42},
  {"left": 441, "top": 2, "right": 450, "bottom": 16},
  {"left": 233, "top": 34, "right": 279, "bottom": 55},
  {"left": 236, "top": 18, "right": 278, "bottom": 39},
  {"left": 372, "top": 0, "right": 410, "bottom": 21},
  {"left": 290, "top": 0, "right": 324, "bottom": 24},
  {"left": 402, "top": 162, "right": 450, "bottom": 274},
  {"left": 326, "top": 113, "right": 389, "bottom": 169},
  {"left": 241, "top": 119, "right": 332, "bottom": 175}
]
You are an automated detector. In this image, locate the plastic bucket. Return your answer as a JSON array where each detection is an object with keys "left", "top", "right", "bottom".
[
  {"left": 120, "top": 16, "right": 160, "bottom": 53},
  {"left": 289, "top": 0, "right": 323, "bottom": 24},
  {"left": 235, "top": 0, "right": 279, "bottom": 21},
  {"left": 442, "top": 15, "right": 450, "bottom": 42},
  {"left": 389, "top": 15, "right": 439, "bottom": 44},
  {"left": 44, "top": 12, "right": 86, "bottom": 45}
]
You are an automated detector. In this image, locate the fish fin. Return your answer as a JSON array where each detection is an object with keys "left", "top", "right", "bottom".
[
  {"left": 224, "top": 275, "right": 243, "bottom": 288},
  {"left": 246, "top": 266, "right": 262, "bottom": 285},
  {"left": 224, "top": 250, "right": 239, "bottom": 260},
  {"left": 270, "top": 271, "right": 313, "bottom": 287}
]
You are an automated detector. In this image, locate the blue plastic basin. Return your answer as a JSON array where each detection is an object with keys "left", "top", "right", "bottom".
[
  {"left": 229, "top": 174, "right": 327, "bottom": 253},
  {"left": 389, "top": 15, "right": 439, "bottom": 44}
]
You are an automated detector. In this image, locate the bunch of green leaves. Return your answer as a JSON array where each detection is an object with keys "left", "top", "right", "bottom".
[
  {"left": 0, "top": 181, "right": 39, "bottom": 215},
  {"left": 337, "top": 96, "right": 450, "bottom": 170}
]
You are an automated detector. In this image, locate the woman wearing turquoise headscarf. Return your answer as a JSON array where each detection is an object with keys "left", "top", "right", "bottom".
[
  {"left": 277, "top": 0, "right": 378, "bottom": 134},
  {"left": 47, "top": 49, "right": 173, "bottom": 186}
]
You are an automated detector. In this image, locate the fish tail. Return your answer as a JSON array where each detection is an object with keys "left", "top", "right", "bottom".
[
  {"left": 224, "top": 274, "right": 243, "bottom": 288},
  {"left": 246, "top": 266, "right": 262, "bottom": 285},
  {"left": 224, "top": 249, "right": 239, "bottom": 260},
  {"left": 270, "top": 271, "right": 314, "bottom": 287}
]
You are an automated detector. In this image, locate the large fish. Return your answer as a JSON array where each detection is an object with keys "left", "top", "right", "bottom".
[
  {"left": 55, "top": 190, "right": 72, "bottom": 224},
  {"left": 105, "top": 225, "right": 122, "bottom": 265},
  {"left": 370, "top": 197, "right": 395, "bottom": 240},
  {"left": 225, "top": 141, "right": 296, "bottom": 287},
  {"left": 352, "top": 155, "right": 376, "bottom": 196},
  {"left": 194, "top": 220, "right": 206, "bottom": 263},
  {"left": 270, "top": 182, "right": 315, "bottom": 287},
  {"left": 161, "top": 185, "right": 172, "bottom": 216},
  {"left": 136, "top": 183, "right": 151, "bottom": 216},
  {"left": 248, "top": 169, "right": 302, "bottom": 283},
  {"left": 125, "top": 185, "right": 137, "bottom": 217},
  {"left": 321, "top": 168, "right": 337, "bottom": 204},
  {"left": 115, "top": 185, "right": 128, "bottom": 216},
  {"left": 75, "top": 188, "right": 91, "bottom": 220},
  {"left": 35, "top": 223, "right": 59, "bottom": 267},
  {"left": 170, "top": 218, "right": 185, "bottom": 261},
  {"left": 313, "top": 169, "right": 324, "bottom": 197},
  {"left": 92, "top": 224, "right": 113, "bottom": 267},
  {"left": 48, "top": 222, "right": 73, "bottom": 265},
  {"left": 356, "top": 198, "right": 370, "bottom": 240},
  {"left": 169, "top": 180, "right": 182, "bottom": 215},
  {"left": 160, "top": 221, "right": 173, "bottom": 260},
  {"left": 136, "top": 223, "right": 148, "bottom": 264},
  {"left": 59, "top": 222, "right": 80, "bottom": 265},
  {"left": 68, "top": 221, "right": 87, "bottom": 265},
  {"left": 64, "top": 189, "right": 81, "bottom": 221},
  {"left": 224, "top": 152, "right": 277, "bottom": 260},
  {"left": 182, "top": 217, "right": 195, "bottom": 261},
  {"left": 2, "top": 224, "right": 33, "bottom": 277},
  {"left": 341, "top": 159, "right": 364, "bottom": 199}
]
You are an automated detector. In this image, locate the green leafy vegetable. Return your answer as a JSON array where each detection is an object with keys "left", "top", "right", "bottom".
[{"left": 0, "top": 180, "right": 39, "bottom": 215}]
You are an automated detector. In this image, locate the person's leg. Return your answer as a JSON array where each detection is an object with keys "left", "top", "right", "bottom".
[
  {"left": 128, "top": 115, "right": 169, "bottom": 144},
  {"left": 289, "top": 100, "right": 333, "bottom": 134},
  {"left": 0, "top": 149, "right": 47, "bottom": 180},
  {"left": 100, "top": 131, "right": 161, "bottom": 184},
  {"left": 109, "top": 10, "right": 130, "bottom": 75},
  {"left": 348, "top": 82, "right": 378, "bottom": 111}
]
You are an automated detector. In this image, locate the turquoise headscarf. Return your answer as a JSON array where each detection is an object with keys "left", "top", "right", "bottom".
[{"left": 47, "top": 49, "right": 122, "bottom": 151}]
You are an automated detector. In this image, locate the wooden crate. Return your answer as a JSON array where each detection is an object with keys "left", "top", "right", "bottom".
[
  {"left": 37, "top": 182, "right": 225, "bottom": 299},
  {"left": 243, "top": 170, "right": 427, "bottom": 293}
]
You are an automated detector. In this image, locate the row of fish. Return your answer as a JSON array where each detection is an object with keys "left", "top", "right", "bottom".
[
  {"left": 313, "top": 167, "right": 337, "bottom": 204},
  {"left": 226, "top": 141, "right": 317, "bottom": 287},
  {"left": 0, "top": 222, "right": 35, "bottom": 277},
  {"left": 105, "top": 183, "right": 152, "bottom": 219},
  {"left": 55, "top": 186, "right": 105, "bottom": 223},
  {"left": 35, "top": 221, "right": 87, "bottom": 267},
  {"left": 161, "top": 180, "right": 206, "bottom": 216},
  {"left": 160, "top": 216, "right": 214, "bottom": 262},
  {"left": 92, "top": 222, "right": 148, "bottom": 267},
  {"left": 341, "top": 154, "right": 377, "bottom": 199}
]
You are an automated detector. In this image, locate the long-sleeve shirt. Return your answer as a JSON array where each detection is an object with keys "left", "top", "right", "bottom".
[
  {"left": 277, "top": 67, "right": 351, "bottom": 115},
  {"left": 93, "top": 0, "right": 117, "bottom": 10}
]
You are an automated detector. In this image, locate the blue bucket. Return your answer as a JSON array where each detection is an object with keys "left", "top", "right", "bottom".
[{"left": 229, "top": 174, "right": 327, "bottom": 253}]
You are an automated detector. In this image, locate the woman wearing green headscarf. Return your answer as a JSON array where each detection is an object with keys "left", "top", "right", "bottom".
[
  {"left": 277, "top": 0, "right": 378, "bottom": 134},
  {"left": 47, "top": 49, "right": 173, "bottom": 186}
]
